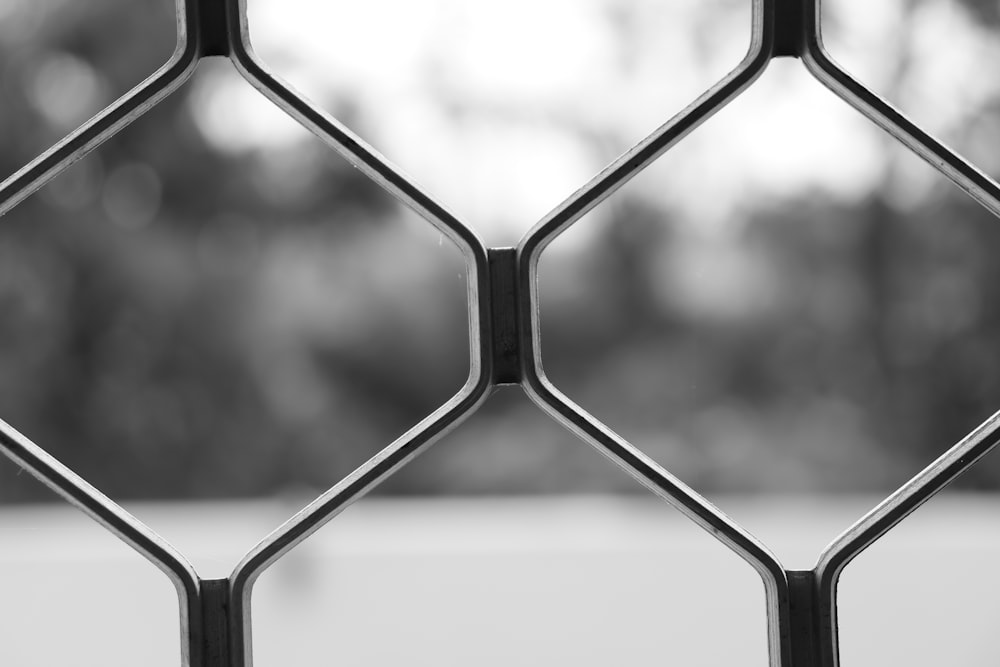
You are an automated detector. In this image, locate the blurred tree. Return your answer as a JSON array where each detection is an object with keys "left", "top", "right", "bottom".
[
  {"left": 0, "top": 0, "right": 463, "bottom": 501},
  {"left": 1, "top": 0, "right": 999, "bottom": 502}
]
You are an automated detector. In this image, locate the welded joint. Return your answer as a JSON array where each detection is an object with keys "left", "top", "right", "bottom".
[
  {"left": 488, "top": 247, "right": 522, "bottom": 385},
  {"left": 195, "top": 0, "right": 232, "bottom": 57},
  {"left": 786, "top": 570, "right": 824, "bottom": 667},
  {"left": 773, "top": 0, "right": 807, "bottom": 58},
  {"left": 198, "top": 578, "right": 233, "bottom": 667}
]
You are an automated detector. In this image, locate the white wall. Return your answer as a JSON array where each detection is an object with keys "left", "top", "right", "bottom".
[{"left": 1, "top": 495, "right": 997, "bottom": 666}]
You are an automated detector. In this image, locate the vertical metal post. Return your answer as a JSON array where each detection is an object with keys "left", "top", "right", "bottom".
[
  {"left": 787, "top": 571, "right": 823, "bottom": 667},
  {"left": 488, "top": 248, "right": 522, "bottom": 385},
  {"left": 195, "top": 0, "right": 232, "bottom": 57},
  {"left": 199, "top": 579, "right": 233, "bottom": 667},
  {"left": 773, "top": 0, "right": 806, "bottom": 57}
]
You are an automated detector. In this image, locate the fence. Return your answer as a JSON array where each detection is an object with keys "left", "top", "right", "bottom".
[{"left": 2, "top": 0, "right": 999, "bottom": 665}]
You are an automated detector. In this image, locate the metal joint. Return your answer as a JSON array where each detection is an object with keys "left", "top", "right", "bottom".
[
  {"left": 773, "top": 0, "right": 806, "bottom": 58},
  {"left": 199, "top": 578, "right": 233, "bottom": 667},
  {"left": 488, "top": 247, "right": 522, "bottom": 385},
  {"left": 787, "top": 570, "right": 823, "bottom": 667},
  {"left": 195, "top": 0, "right": 232, "bottom": 57}
]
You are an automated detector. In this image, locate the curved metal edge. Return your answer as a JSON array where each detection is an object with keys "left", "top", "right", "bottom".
[
  {"left": 512, "top": 5, "right": 788, "bottom": 662},
  {"left": 0, "top": 418, "right": 203, "bottom": 666},
  {"left": 224, "top": 0, "right": 485, "bottom": 257},
  {"left": 0, "top": 2, "right": 207, "bottom": 664},
  {"left": 797, "top": 4, "right": 1000, "bottom": 662},
  {"left": 223, "top": 0, "right": 495, "bottom": 396},
  {"left": 518, "top": 372, "right": 790, "bottom": 666},
  {"left": 222, "top": 5, "right": 498, "bottom": 664},
  {"left": 811, "top": 409, "right": 1000, "bottom": 667},
  {"left": 226, "top": 374, "right": 494, "bottom": 665},
  {"left": 0, "top": 0, "right": 202, "bottom": 218},
  {"left": 799, "top": 0, "right": 1000, "bottom": 219},
  {"left": 515, "top": 0, "right": 770, "bottom": 260}
]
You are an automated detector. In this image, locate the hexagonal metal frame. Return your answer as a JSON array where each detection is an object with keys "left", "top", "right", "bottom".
[{"left": 2, "top": 0, "right": 999, "bottom": 665}]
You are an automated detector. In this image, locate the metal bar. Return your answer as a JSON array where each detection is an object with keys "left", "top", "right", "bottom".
[
  {"left": 787, "top": 570, "right": 822, "bottom": 667},
  {"left": 515, "top": 3, "right": 797, "bottom": 664},
  {"left": 196, "top": 0, "right": 233, "bottom": 57},
  {"left": 487, "top": 248, "right": 522, "bottom": 385},
  {"left": 517, "top": 0, "right": 771, "bottom": 260},
  {"left": 0, "top": 419, "right": 204, "bottom": 666},
  {"left": 812, "top": 410, "right": 1000, "bottom": 667},
  {"left": 219, "top": 14, "right": 502, "bottom": 666},
  {"left": 0, "top": 3, "right": 224, "bottom": 663},
  {"left": 518, "top": 377, "right": 792, "bottom": 665},
  {"left": 783, "top": 3, "right": 1000, "bottom": 664},
  {"left": 199, "top": 579, "right": 232, "bottom": 667},
  {"left": 800, "top": 0, "right": 1000, "bottom": 219},
  {"left": 0, "top": 0, "right": 201, "bottom": 218},
  {"left": 773, "top": 0, "right": 806, "bottom": 58},
  {"left": 224, "top": 0, "right": 484, "bottom": 257},
  {"left": 227, "top": 381, "right": 493, "bottom": 665}
]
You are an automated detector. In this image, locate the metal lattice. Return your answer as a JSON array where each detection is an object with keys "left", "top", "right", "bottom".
[{"left": 2, "top": 0, "right": 999, "bottom": 665}]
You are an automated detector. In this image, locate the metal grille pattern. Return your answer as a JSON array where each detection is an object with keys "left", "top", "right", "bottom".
[{"left": 2, "top": 0, "right": 999, "bottom": 665}]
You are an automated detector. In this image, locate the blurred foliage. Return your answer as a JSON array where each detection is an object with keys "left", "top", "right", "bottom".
[
  {"left": 959, "top": 0, "right": 1000, "bottom": 25},
  {"left": 1, "top": 0, "right": 999, "bottom": 502}
]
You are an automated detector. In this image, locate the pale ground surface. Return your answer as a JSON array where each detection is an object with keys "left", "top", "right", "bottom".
[{"left": 0, "top": 494, "right": 997, "bottom": 666}]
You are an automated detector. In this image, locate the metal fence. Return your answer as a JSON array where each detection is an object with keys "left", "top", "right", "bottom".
[{"left": 1, "top": 0, "right": 999, "bottom": 665}]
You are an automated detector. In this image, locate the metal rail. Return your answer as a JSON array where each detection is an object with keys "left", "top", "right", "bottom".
[{"left": 1, "top": 0, "right": 998, "bottom": 665}]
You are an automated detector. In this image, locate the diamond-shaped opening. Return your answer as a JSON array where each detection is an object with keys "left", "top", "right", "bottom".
[
  {"left": 837, "top": 449, "right": 1000, "bottom": 666},
  {"left": 537, "top": 57, "right": 1000, "bottom": 565},
  {"left": 244, "top": 0, "right": 752, "bottom": 244},
  {"left": 252, "top": 388, "right": 769, "bottom": 666},
  {"left": 0, "top": 457, "right": 180, "bottom": 666},
  {"left": 820, "top": 0, "right": 1000, "bottom": 178},
  {"left": 0, "top": 57, "right": 470, "bottom": 560},
  {"left": 0, "top": 0, "right": 175, "bottom": 169}
]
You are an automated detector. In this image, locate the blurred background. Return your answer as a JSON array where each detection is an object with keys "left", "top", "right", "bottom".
[{"left": 1, "top": 0, "right": 1000, "bottom": 665}]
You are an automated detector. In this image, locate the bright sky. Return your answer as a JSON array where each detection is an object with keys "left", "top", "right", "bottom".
[{"left": 189, "top": 0, "right": 999, "bottom": 244}]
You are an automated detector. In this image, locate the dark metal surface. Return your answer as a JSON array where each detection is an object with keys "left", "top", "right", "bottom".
[
  {"left": 1, "top": 0, "right": 999, "bottom": 665},
  {"left": 487, "top": 248, "right": 522, "bottom": 385},
  {"left": 773, "top": 0, "right": 806, "bottom": 57},
  {"left": 196, "top": 0, "right": 232, "bottom": 57},
  {"left": 787, "top": 571, "right": 821, "bottom": 667},
  {"left": 199, "top": 579, "right": 232, "bottom": 667}
]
